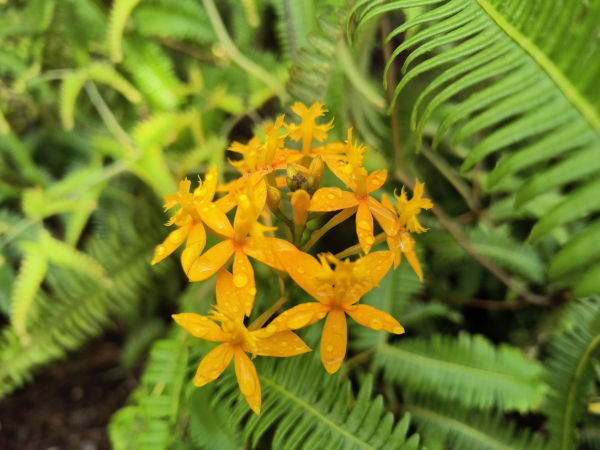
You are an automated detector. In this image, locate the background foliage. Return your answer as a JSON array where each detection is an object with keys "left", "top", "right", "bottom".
[{"left": 1, "top": 0, "right": 600, "bottom": 448}]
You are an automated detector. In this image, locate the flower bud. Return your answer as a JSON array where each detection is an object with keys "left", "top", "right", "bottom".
[
  {"left": 286, "top": 164, "right": 307, "bottom": 192},
  {"left": 307, "top": 155, "right": 324, "bottom": 192},
  {"left": 291, "top": 189, "right": 311, "bottom": 227},
  {"left": 266, "top": 185, "right": 282, "bottom": 214}
]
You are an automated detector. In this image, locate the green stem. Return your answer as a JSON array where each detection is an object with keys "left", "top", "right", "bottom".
[
  {"left": 202, "top": 0, "right": 288, "bottom": 101},
  {"left": 302, "top": 206, "right": 358, "bottom": 252}
]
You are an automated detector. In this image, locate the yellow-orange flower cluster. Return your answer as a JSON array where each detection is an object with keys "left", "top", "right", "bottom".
[{"left": 151, "top": 102, "right": 433, "bottom": 415}]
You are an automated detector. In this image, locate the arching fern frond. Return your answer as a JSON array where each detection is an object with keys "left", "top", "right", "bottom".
[
  {"left": 109, "top": 338, "right": 189, "bottom": 450},
  {"left": 544, "top": 298, "right": 600, "bottom": 450},
  {"left": 215, "top": 353, "right": 423, "bottom": 449},
  {"left": 348, "top": 0, "right": 600, "bottom": 294},
  {"left": 108, "top": 0, "right": 142, "bottom": 63},
  {"left": 405, "top": 394, "right": 547, "bottom": 450},
  {"left": 375, "top": 331, "right": 547, "bottom": 412}
]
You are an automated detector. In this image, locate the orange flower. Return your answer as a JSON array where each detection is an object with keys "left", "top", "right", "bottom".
[
  {"left": 173, "top": 269, "right": 310, "bottom": 415},
  {"left": 151, "top": 166, "right": 232, "bottom": 273},
  {"left": 285, "top": 102, "right": 334, "bottom": 155},
  {"left": 227, "top": 116, "right": 303, "bottom": 175},
  {"left": 381, "top": 193, "right": 424, "bottom": 281},
  {"left": 394, "top": 179, "right": 433, "bottom": 233},
  {"left": 261, "top": 251, "right": 403, "bottom": 374},
  {"left": 186, "top": 170, "right": 297, "bottom": 316},
  {"left": 309, "top": 129, "right": 399, "bottom": 254}
]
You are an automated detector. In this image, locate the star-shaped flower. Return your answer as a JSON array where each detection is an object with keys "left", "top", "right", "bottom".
[
  {"left": 173, "top": 269, "right": 310, "bottom": 415},
  {"left": 151, "top": 166, "right": 232, "bottom": 273},
  {"left": 186, "top": 170, "right": 297, "bottom": 316},
  {"left": 259, "top": 251, "right": 403, "bottom": 374},
  {"left": 285, "top": 102, "right": 334, "bottom": 155},
  {"left": 381, "top": 193, "right": 424, "bottom": 281},
  {"left": 394, "top": 179, "right": 433, "bottom": 233},
  {"left": 309, "top": 129, "right": 399, "bottom": 254}
]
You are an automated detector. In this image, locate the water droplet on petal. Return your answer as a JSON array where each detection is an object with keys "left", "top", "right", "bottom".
[
  {"left": 267, "top": 324, "right": 277, "bottom": 333},
  {"left": 202, "top": 207, "right": 209, "bottom": 213},
  {"left": 249, "top": 288, "right": 257, "bottom": 295},
  {"left": 233, "top": 306, "right": 239, "bottom": 313},
  {"left": 327, "top": 194, "right": 335, "bottom": 200},
  {"left": 326, "top": 345, "right": 333, "bottom": 352},
  {"left": 366, "top": 236, "right": 375, "bottom": 244},
  {"left": 286, "top": 310, "right": 315, "bottom": 329},
  {"left": 297, "top": 267, "right": 305, "bottom": 274},
  {"left": 317, "top": 312, "right": 326, "bottom": 319},
  {"left": 233, "top": 273, "right": 249, "bottom": 288},
  {"left": 206, "top": 174, "right": 214, "bottom": 181},
  {"left": 393, "top": 326, "right": 404, "bottom": 334},
  {"left": 358, "top": 220, "right": 371, "bottom": 230},
  {"left": 370, "top": 318, "right": 383, "bottom": 330},
  {"left": 281, "top": 341, "right": 287, "bottom": 347},
  {"left": 384, "top": 315, "right": 393, "bottom": 322},
  {"left": 156, "top": 244, "right": 165, "bottom": 256}
]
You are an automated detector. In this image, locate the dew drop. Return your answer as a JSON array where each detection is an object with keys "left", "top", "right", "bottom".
[
  {"left": 393, "top": 326, "right": 404, "bottom": 334},
  {"left": 371, "top": 179, "right": 381, "bottom": 186},
  {"left": 281, "top": 341, "right": 288, "bottom": 347},
  {"left": 366, "top": 236, "right": 375, "bottom": 244},
  {"left": 297, "top": 267, "right": 305, "bottom": 274},
  {"left": 286, "top": 310, "right": 314, "bottom": 329},
  {"left": 206, "top": 174, "right": 214, "bottom": 181},
  {"left": 316, "top": 312, "right": 326, "bottom": 319},
  {"left": 233, "top": 273, "right": 249, "bottom": 288},
  {"left": 267, "top": 324, "right": 277, "bottom": 333},
  {"left": 384, "top": 315, "right": 393, "bottom": 322},
  {"left": 358, "top": 220, "right": 371, "bottom": 230},
  {"left": 202, "top": 207, "right": 209, "bottom": 213},
  {"left": 327, "top": 194, "right": 335, "bottom": 200},
  {"left": 370, "top": 318, "right": 383, "bottom": 330},
  {"left": 376, "top": 265, "right": 381, "bottom": 271},
  {"left": 245, "top": 301, "right": 251, "bottom": 307},
  {"left": 233, "top": 306, "right": 239, "bottom": 313},
  {"left": 326, "top": 345, "right": 333, "bottom": 352},
  {"left": 156, "top": 245, "right": 165, "bottom": 256},
  {"left": 249, "top": 288, "right": 257, "bottom": 295}
]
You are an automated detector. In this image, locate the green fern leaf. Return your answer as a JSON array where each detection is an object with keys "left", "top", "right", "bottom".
[
  {"left": 375, "top": 332, "right": 548, "bottom": 412},
  {"left": 349, "top": 0, "right": 600, "bottom": 293},
  {"left": 87, "top": 63, "right": 142, "bottom": 103},
  {"left": 59, "top": 73, "right": 87, "bottom": 130},
  {"left": 544, "top": 298, "right": 600, "bottom": 450},
  {"left": 215, "top": 353, "right": 422, "bottom": 449},
  {"left": 107, "top": 0, "right": 141, "bottom": 63},
  {"left": 10, "top": 242, "right": 47, "bottom": 337},
  {"left": 406, "top": 394, "right": 546, "bottom": 450}
]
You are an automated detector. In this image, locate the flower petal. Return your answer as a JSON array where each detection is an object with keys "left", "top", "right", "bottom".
[
  {"left": 405, "top": 250, "right": 423, "bottom": 281},
  {"left": 366, "top": 170, "right": 387, "bottom": 193},
  {"left": 279, "top": 251, "right": 334, "bottom": 305},
  {"left": 172, "top": 313, "right": 227, "bottom": 341},
  {"left": 325, "top": 159, "right": 358, "bottom": 191},
  {"left": 309, "top": 188, "right": 359, "bottom": 212},
  {"left": 233, "top": 249, "right": 256, "bottom": 316},
  {"left": 203, "top": 165, "right": 219, "bottom": 201},
  {"left": 380, "top": 193, "right": 396, "bottom": 213},
  {"left": 234, "top": 347, "right": 262, "bottom": 415},
  {"left": 197, "top": 202, "right": 234, "bottom": 237},
  {"left": 194, "top": 343, "right": 234, "bottom": 387},
  {"left": 359, "top": 251, "right": 394, "bottom": 295},
  {"left": 367, "top": 196, "right": 399, "bottom": 236},
  {"left": 243, "top": 237, "right": 296, "bottom": 272},
  {"left": 344, "top": 304, "right": 404, "bottom": 334},
  {"left": 320, "top": 309, "right": 347, "bottom": 374},
  {"left": 356, "top": 202, "right": 375, "bottom": 254},
  {"left": 181, "top": 222, "right": 207, "bottom": 274},
  {"left": 151, "top": 222, "right": 193, "bottom": 265},
  {"left": 258, "top": 302, "right": 332, "bottom": 337},
  {"left": 187, "top": 239, "right": 235, "bottom": 281},
  {"left": 216, "top": 268, "right": 245, "bottom": 321},
  {"left": 214, "top": 194, "right": 237, "bottom": 213},
  {"left": 245, "top": 331, "right": 311, "bottom": 356},
  {"left": 386, "top": 235, "right": 401, "bottom": 270}
]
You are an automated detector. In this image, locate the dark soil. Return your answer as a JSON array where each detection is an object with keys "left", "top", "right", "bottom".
[{"left": 0, "top": 334, "right": 138, "bottom": 450}]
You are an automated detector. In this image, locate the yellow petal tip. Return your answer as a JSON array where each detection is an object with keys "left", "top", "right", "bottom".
[{"left": 393, "top": 325, "right": 405, "bottom": 334}]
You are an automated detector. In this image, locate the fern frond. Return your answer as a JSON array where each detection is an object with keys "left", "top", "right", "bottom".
[
  {"left": 109, "top": 338, "right": 189, "bottom": 450},
  {"left": 133, "top": 0, "right": 216, "bottom": 45},
  {"left": 349, "top": 0, "right": 600, "bottom": 293},
  {"left": 60, "top": 73, "right": 87, "bottom": 130},
  {"left": 544, "top": 298, "right": 600, "bottom": 450},
  {"left": 375, "top": 331, "right": 548, "bottom": 412},
  {"left": 87, "top": 63, "right": 142, "bottom": 103},
  {"left": 405, "top": 394, "right": 547, "bottom": 450},
  {"left": 216, "top": 353, "right": 422, "bottom": 449},
  {"left": 108, "top": 0, "right": 142, "bottom": 63},
  {"left": 10, "top": 242, "right": 47, "bottom": 337},
  {"left": 431, "top": 224, "right": 545, "bottom": 284}
]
